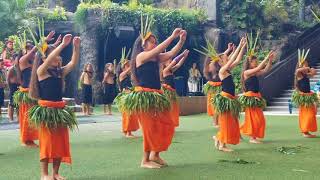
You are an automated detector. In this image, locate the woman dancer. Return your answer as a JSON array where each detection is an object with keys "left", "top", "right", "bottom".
[
  {"left": 28, "top": 34, "right": 80, "bottom": 180},
  {"left": 212, "top": 37, "right": 247, "bottom": 152},
  {"left": 292, "top": 49, "right": 318, "bottom": 138}
]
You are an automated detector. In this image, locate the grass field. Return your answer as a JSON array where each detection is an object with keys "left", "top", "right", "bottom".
[{"left": 1, "top": 113, "right": 320, "bottom": 180}]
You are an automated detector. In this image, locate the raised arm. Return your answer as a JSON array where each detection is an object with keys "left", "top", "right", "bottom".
[
  {"left": 19, "top": 46, "right": 37, "bottom": 65},
  {"left": 230, "top": 41, "right": 247, "bottom": 69},
  {"left": 138, "top": 28, "right": 182, "bottom": 63},
  {"left": 158, "top": 30, "right": 187, "bottom": 63},
  {"left": 119, "top": 68, "right": 131, "bottom": 82},
  {"left": 62, "top": 36, "right": 81, "bottom": 76},
  {"left": 203, "top": 58, "right": 211, "bottom": 80},
  {"left": 223, "top": 43, "right": 234, "bottom": 56},
  {"left": 257, "top": 51, "right": 275, "bottom": 76},
  {"left": 220, "top": 38, "right": 245, "bottom": 73},
  {"left": 172, "top": 50, "right": 189, "bottom": 72}
]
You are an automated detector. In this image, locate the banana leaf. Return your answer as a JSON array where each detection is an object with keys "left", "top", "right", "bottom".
[
  {"left": 203, "top": 82, "right": 222, "bottom": 95},
  {"left": 238, "top": 95, "right": 266, "bottom": 109},
  {"left": 212, "top": 93, "right": 241, "bottom": 118},
  {"left": 162, "top": 86, "right": 178, "bottom": 101},
  {"left": 13, "top": 90, "right": 37, "bottom": 106}
]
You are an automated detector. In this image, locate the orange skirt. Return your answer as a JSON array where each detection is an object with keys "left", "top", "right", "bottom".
[
  {"left": 19, "top": 103, "right": 38, "bottom": 143},
  {"left": 240, "top": 107, "right": 266, "bottom": 138},
  {"left": 137, "top": 111, "right": 175, "bottom": 152},
  {"left": 217, "top": 111, "right": 240, "bottom": 145},
  {"left": 122, "top": 112, "right": 140, "bottom": 133},
  {"left": 207, "top": 93, "right": 215, "bottom": 116},
  {"left": 299, "top": 105, "right": 317, "bottom": 133},
  {"left": 39, "top": 126, "right": 71, "bottom": 164},
  {"left": 171, "top": 101, "right": 180, "bottom": 127}
]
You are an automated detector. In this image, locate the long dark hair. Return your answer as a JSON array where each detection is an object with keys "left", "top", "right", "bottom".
[
  {"left": 241, "top": 56, "right": 257, "bottom": 92},
  {"left": 130, "top": 36, "right": 144, "bottom": 86},
  {"left": 29, "top": 45, "right": 56, "bottom": 100},
  {"left": 203, "top": 57, "right": 221, "bottom": 81}
]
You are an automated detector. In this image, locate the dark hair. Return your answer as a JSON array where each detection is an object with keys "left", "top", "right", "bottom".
[
  {"left": 29, "top": 45, "right": 56, "bottom": 99},
  {"left": 241, "top": 56, "right": 257, "bottom": 92},
  {"left": 203, "top": 57, "right": 220, "bottom": 81},
  {"left": 130, "top": 36, "right": 144, "bottom": 86}
]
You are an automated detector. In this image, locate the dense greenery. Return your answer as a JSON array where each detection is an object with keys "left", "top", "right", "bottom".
[{"left": 74, "top": 1, "right": 207, "bottom": 40}]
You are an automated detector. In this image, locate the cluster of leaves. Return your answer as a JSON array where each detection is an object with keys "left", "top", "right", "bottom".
[
  {"left": 28, "top": 6, "right": 68, "bottom": 22},
  {"left": 276, "top": 145, "right": 307, "bottom": 155},
  {"left": 74, "top": 1, "right": 207, "bottom": 41},
  {"left": 220, "top": 0, "right": 318, "bottom": 39}
]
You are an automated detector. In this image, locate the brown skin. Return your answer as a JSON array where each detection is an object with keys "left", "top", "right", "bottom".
[
  {"left": 37, "top": 34, "right": 81, "bottom": 180},
  {"left": 7, "top": 64, "right": 19, "bottom": 121},
  {"left": 79, "top": 64, "right": 94, "bottom": 116},
  {"left": 137, "top": 28, "right": 187, "bottom": 169},
  {"left": 102, "top": 63, "right": 115, "bottom": 115}
]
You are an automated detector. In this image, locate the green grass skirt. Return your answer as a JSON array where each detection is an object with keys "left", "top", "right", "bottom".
[
  {"left": 115, "top": 90, "right": 170, "bottom": 115},
  {"left": 13, "top": 90, "right": 37, "bottom": 106},
  {"left": 162, "top": 87, "right": 178, "bottom": 101},
  {"left": 291, "top": 90, "right": 318, "bottom": 107},
  {"left": 28, "top": 105, "right": 78, "bottom": 130},
  {"left": 203, "top": 82, "right": 221, "bottom": 95},
  {"left": 212, "top": 93, "right": 241, "bottom": 118},
  {"left": 238, "top": 95, "right": 266, "bottom": 109}
]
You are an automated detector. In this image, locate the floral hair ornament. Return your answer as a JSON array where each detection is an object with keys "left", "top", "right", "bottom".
[
  {"left": 28, "top": 18, "right": 48, "bottom": 58},
  {"left": 120, "top": 47, "right": 131, "bottom": 68},
  {"left": 246, "top": 30, "right": 261, "bottom": 58},
  {"left": 194, "top": 39, "right": 219, "bottom": 62},
  {"left": 298, "top": 48, "right": 310, "bottom": 67},
  {"left": 140, "top": 14, "right": 154, "bottom": 46}
]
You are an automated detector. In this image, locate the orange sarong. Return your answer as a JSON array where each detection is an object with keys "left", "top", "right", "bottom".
[
  {"left": 137, "top": 111, "right": 175, "bottom": 152},
  {"left": 216, "top": 91, "right": 240, "bottom": 145},
  {"left": 134, "top": 86, "right": 174, "bottom": 152},
  {"left": 18, "top": 87, "right": 39, "bottom": 143},
  {"left": 207, "top": 93, "right": 215, "bottom": 116},
  {"left": 122, "top": 112, "right": 140, "bottom": 133},
  {"left": 299, "top": 105, "right": 317, "bottom": 133},
  {"left": 38, "top": 100, "right": 71, "bottom": 164},
  {"left": 162, "top": 84, "right": 180, "bottom": 127},
  {"left": 240, "top": 91, "right": 266, "bottom": 138}
]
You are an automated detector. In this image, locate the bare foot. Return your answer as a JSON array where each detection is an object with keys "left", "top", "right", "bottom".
[
  {"left": 126, "top": 134, "right": 137, "bottom": 139},
  {"left": 23, "top": 141, "right": 39, "bottom": 148},
  {"left": 213, "top": 124, "right": 219, "bottom": 128},
  {"left": 218, "top": 146, "right": 234, "bottom": 152},
  {"left": 249, "top": 139, "right": 262, "bottom": 144},
  {"left": 140, "top": 161, "right": 161, "bottom": 169},
  {"left": 149, "top": 157, "right": 168, "bottom": 167},
  {"left": 41, "top": 175, "right": 53, "bottom": 180},
  {"left": 212, "top": 136, "right": 219, "bottom": 149},
  {"left": 53, "top": 174, "right": 66, "bottom": 180},
  {"left": 303, "top": 133, "right": 317, "bottom": 138}
]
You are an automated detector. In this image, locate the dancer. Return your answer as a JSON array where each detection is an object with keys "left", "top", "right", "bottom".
[
  {"left": 102, "top": 62, "right": 116, "bottom": 115},
  {"left": 212, "top": 37, "right": 247, "bottom": 152},
  {"left": 292, "top": 49, "right": 318, "bottom": 138},
  {"left": 7, "top": 54, "right": 21, "bottom": 121},
  {"left": 116, "top": 47, "right": 139, "bottom": 138},
  {"left": 28, "top": 34, "right": 80, "bottom": 180},
  {"left": 162, "top": 50, "right": 189, "bottom": 127},
  {"left": 80, "top": 63, "right": 93, "bottom": 115},
  {"left": 239, "top": 37, "right": 275, "bottom": 143},
  {"left": 0, "top": 58, "right": 6, "bottom": 116},
  {"left": 117, "top": 15, "right": 186, "bottom": 168},
  {"left": 197, "top": 41, "right": 234, "bottom": 128}
]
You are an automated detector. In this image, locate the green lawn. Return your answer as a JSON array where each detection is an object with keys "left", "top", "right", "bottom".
[{"left": 1, "top": 114, "right": 320, "bottom": 180}]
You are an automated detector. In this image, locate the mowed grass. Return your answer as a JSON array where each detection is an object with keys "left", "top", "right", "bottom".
[{"left": 1, "top": 114, "right": 320, "bottom": 180}]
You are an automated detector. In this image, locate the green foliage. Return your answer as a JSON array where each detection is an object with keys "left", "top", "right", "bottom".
[
  {"left": 212, "top": 93, "right": 241, "bottom": 118},
  {"left": 291, "top": 90, "right": 318, "bottom": 107},
  {"left": 203, "top": 82, "right": 221, "bottom": 95},
  {"left": 28, "top": 105, "right": 78, "bottom": 130},
  {"left": 13, "top": 91, "right": 37, "bottom": 105},
  {"left": 47, "top": 6, "right": 68, "bottom": 21},
  {"left": 74, "top": 2, "right": 207, "bottom": 40},
  {"left": 0, "top": 41, "right": 4, "bottom": 53},
  {"left": 238, "top": 95, "right": 266, "bottom": 109}
]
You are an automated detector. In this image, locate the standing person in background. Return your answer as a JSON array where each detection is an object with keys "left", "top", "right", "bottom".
[
  {"left": 7, "top": 54, "right": 21, "bottom": 121},
  {"left": 1, "top": 39, "right": 14, "bottom": 68},
  {"left": 0, "top": 58, "right": 6, "bottom": 116},
  {"left": 188, "top": 63, "right": 201, "bottom": 95},
  {"left": 80, "top": 63, "right": 94, "bottom": 116},
  {"left": 102, "top": 63, "right": 117, "bottom": 115}
]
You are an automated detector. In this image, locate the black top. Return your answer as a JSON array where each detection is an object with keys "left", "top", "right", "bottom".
[
  {"left": 244, "top": 76, "right": 260, "bottom": 93},
  {"left": 222, "top": 75, "right": 235, "bottom": 96},
  {"left": 163, "top": 75, "right": 175, "bottom": 89},
  {"left": 120, "top": 76, "right": 132, "bottom": 90},
  {"left": 297, "top": 74, "right": 310, "bottom": 93},
  {"left": 208, "top": 72, "right": 221, "bottom": 82},
  {"left": 21, "top": 67, "right": 32, "bottom": 88},
  {"left": 39, "top": 76, "right": 63, "bottom": 101},
  {"left": 136, "top": 61, "right": 161, "bottom": 90}
]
